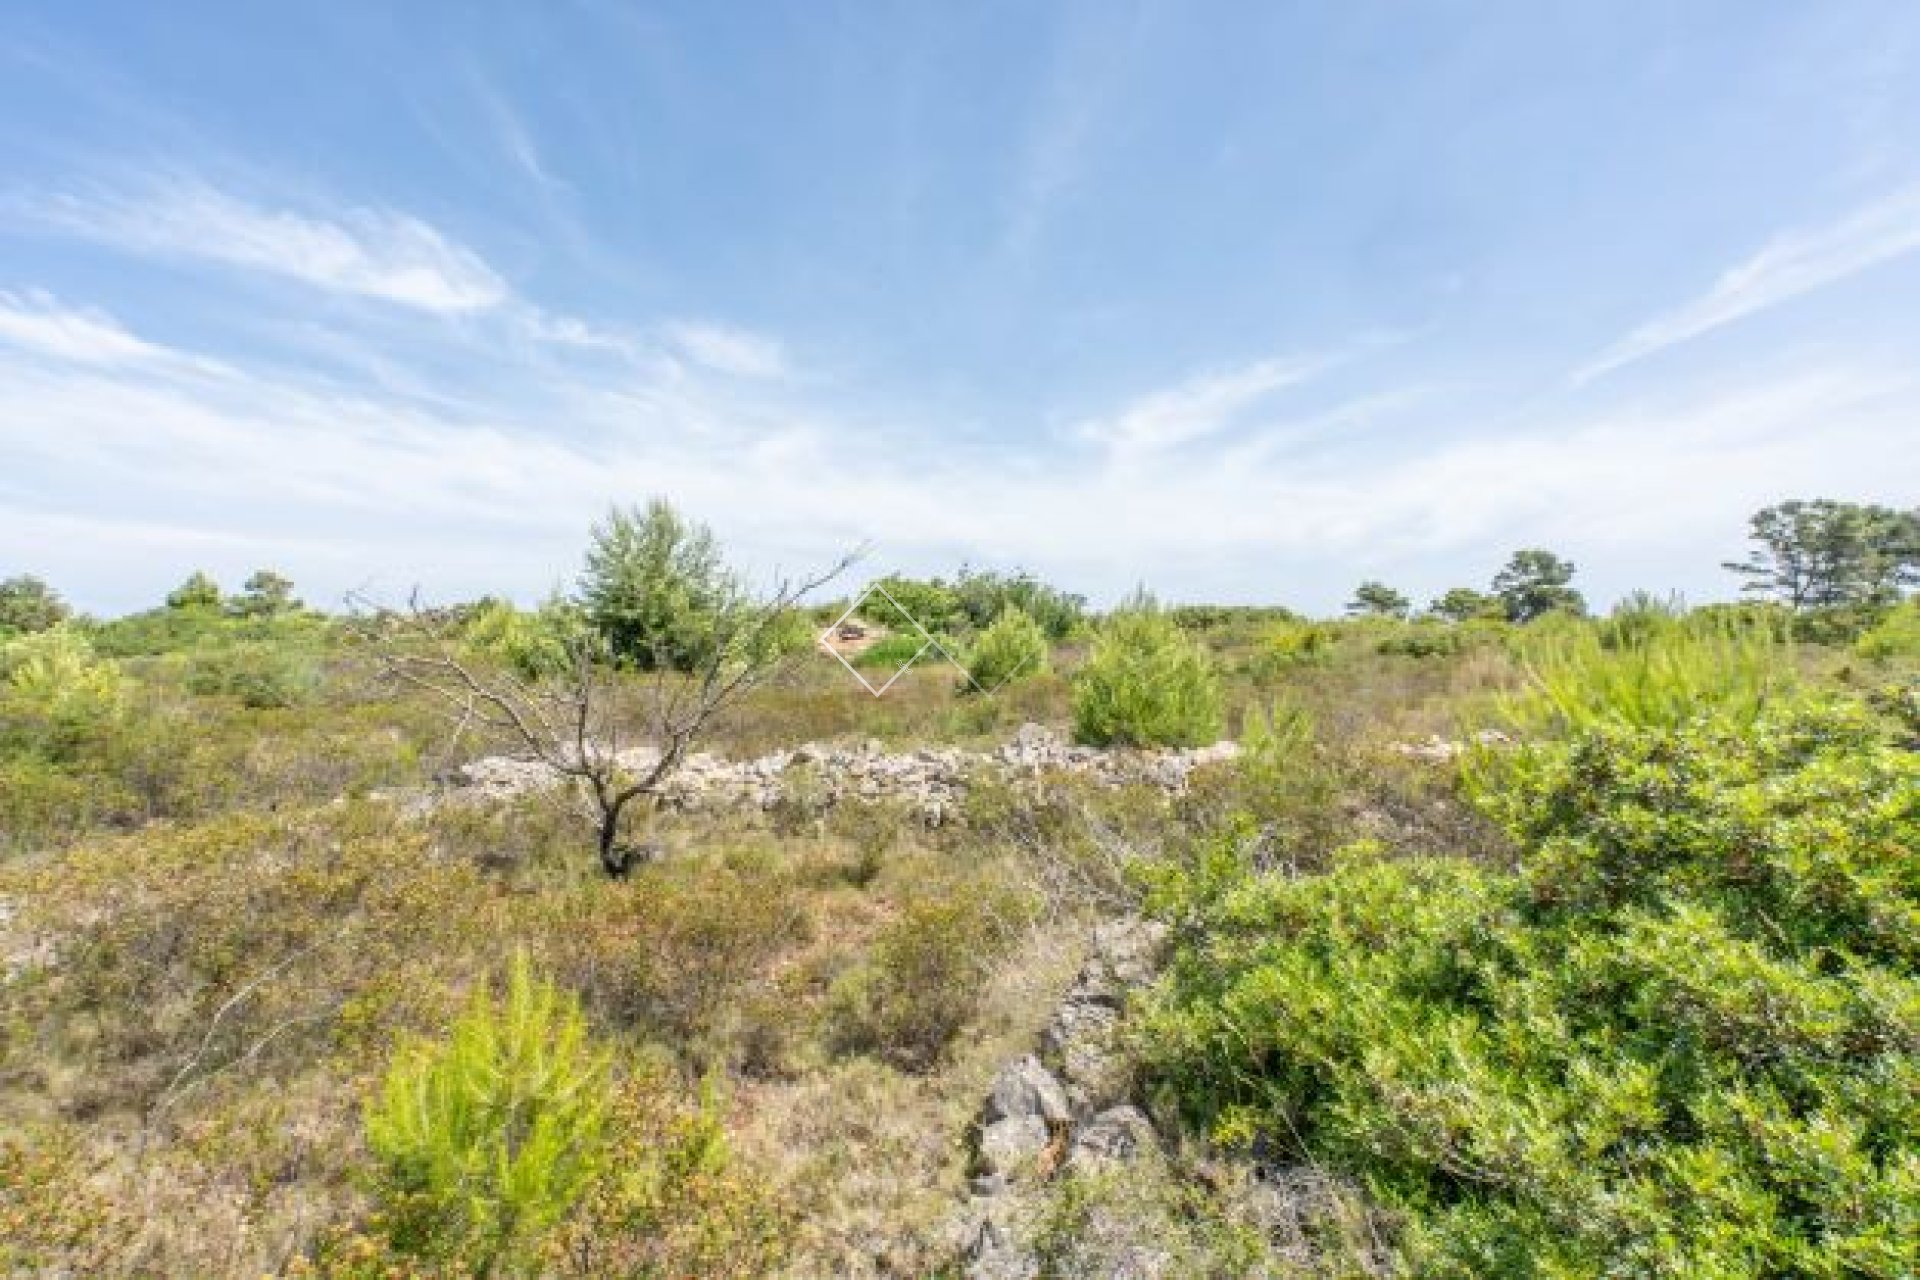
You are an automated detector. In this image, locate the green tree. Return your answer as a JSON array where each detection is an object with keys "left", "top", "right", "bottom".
[
  {"left": 1072, "top": 595, "right": 1223, "bottom": 747},
  {"left": 1427, "top": 586, "right": 1501, "bottom": 622},
  {"left": 1345, "top": 581, "right": 1411, "bottom": 619},
  {"left": 164, "top": 571, "right": 222, "bottom": 610},
  {"left": 580, "top": 500, "right": 743, "bottom": 672},
  {"left": 365, "top": 951, "right": 610, "bottom": 1269},
  {"left": 1724, "top": 498, "right": 1920, "bottom": 609},
  {"left": 0, "top": 576, "right": 69, "bottom": 635},
  {"left": 231, "top": 569, "right": 298, "bottom": 617},
  {"left": 1492, "top": 548, "right": 1584, "bottom": 622},
  {"left": 960, "top": 605, "right": 1050, "bottom": 692}
]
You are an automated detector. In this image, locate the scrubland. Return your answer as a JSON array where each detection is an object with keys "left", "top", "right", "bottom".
[{"left": 1, "top": 550, "right": 1916, "bottom": 1276}]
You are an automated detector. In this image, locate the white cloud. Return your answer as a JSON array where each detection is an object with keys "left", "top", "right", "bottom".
[
  {"left": 5, "top": 306, "right": 1909, "bottom": 616},
  {"left": 18, "top": 178, "right": 508, "bottom": 313},
  {"left": 0, "top": 289, "right": 164, "bottom": 365},
  {"left": 1074, "top": 355, "right": 1322, "bottom": 455},
  {"left": 1577, "top": 184, "right": 1920, "bottom": 383},
  {"left": 661, "top": 320, "right": 788, "bottom": 379}
]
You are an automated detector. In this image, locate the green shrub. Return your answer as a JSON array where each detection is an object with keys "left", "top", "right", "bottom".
[
  {"left": 826, "top": 893, "right": 1026, "bottom": 1071},
  {"left": 543, "top": 1068, "right": 790, "bottom": 1276},
  {"left": 1375, "top": 620, "right": 1465, "bottom": 658},
  {"left": 1138, "top": 702, "right": 1920, "bottom": 1277},
  {"left": 1495, "top": 613, "right": 1790, "bottom": 739},
  {"left": 961, "top": 606, "right": 1050, "bottom": 692},
  {"left": 581, "top": 499, "right": 744, "bottom": 672},
  {"left": 459, "top": 598, "right": 580, "bottom": 679},
  {"left": 1072, "top": 599, "right": 1223, "bottom": 747},
  {"left": 1857, "top": 600, "right": 1920, "bottom": 661},
  {"left": 184, "top": 641, "right": 321, "bottom": 707},
  {"left": 365, "top": 951, "right": 611, "bottom": 1269},
  {"left": 851, "top": 630, "right": 936, "bottom": 670},
  {"left": 0, "top": 628, "right": 127, "bottom": 760}
]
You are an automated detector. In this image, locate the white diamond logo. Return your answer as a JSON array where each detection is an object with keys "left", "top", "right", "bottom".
[{"left": 818, "top": 582, "right": 979, "bottom": 696}]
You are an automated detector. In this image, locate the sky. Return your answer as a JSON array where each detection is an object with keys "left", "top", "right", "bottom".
[{"left": 1, "top": 1, "right": 1917, "bottom": 616}]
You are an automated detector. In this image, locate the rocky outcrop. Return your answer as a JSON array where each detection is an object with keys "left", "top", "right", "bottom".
[
  {"left": 955, "top": 919, "right": 1171, "bottom": 1279},
  {"left": 438, "top": 724, "right": 1239, "bottom": 825}
]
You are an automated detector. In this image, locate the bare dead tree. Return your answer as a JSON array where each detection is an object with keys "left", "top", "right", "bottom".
[{"left": 353, "top": 553, "right": 852, "bottom": 876}]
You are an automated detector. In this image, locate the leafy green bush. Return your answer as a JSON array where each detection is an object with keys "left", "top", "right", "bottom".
[
  {"left": 961, "top": 606, "right": 1049, "bottom": 692},
  {"left": 1138, "top": 702, "right": 1920, "bottom": 1277},
  {"left": 1375, "top": 620, "right": 1465, "bottom": 658},
  {"left": 1248, "top": 618, "right": 1334, "bottom": 676},
  {"left": 581, "top": 499, "right": 744, "bottom": 672},
  {"left": 459, "top": 598, "right": 580, "bottom": 679},
  {"left": 1072, "top": 599, "right": 1223, "bottom": 747},
  {"left": 0, "top": 627, "right": 127, "bottom": 760},
  {"left": 365, "top": 951, "right": 610, "bottom": 1269},
  {"left": 1856, "top": 600, "right": 1920, "bottom": 661},
  {"left": 184, "top": 641, "right": 320, "bottom": 707}
]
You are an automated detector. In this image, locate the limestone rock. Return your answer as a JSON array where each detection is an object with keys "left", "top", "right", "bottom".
[
  {"left": 977, "top": 1115, "right": 1051, "bottom": 1180},
  {"left": 983, "top": 1055, "right": 1072, "bottom": 1127}
]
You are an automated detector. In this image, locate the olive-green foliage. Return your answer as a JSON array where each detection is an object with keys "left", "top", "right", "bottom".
[
  {"left": 184, "top": 640, "right": 321, "bottom": 707},
  {"left": 0, "top": 575, "right": 70, "bottom": 635},
  {"left": 365, "top": 951, "right": 611, "bottom": 1269},
  {"left": 1375, "top": 620, "right": 1467, "bottom": 658},
  {"left": 826, "top": 891, "right": 1028, "bottom": 1071},
  {"left": 1248, "top": 618, "right": 1335, "bottom": 675},
  {"left": 459, "top": 597, "right": 581, "bottom": 679},
  {"left": 961, "top": 606, "right": 1050, "bottom": 692},
  {"left": 1428, "top": 586, "right": 1503, "bottom": 622},
  {"left": 581, "top": 499, "right": 743, "bottom": 672},
  {"left": 864, "top": 568, "right": 1086, "bottom": 642},
  {"left": 1072, "top": 599, "right": 1223, "bottom": 747},
  {"left": 1857, "top": 599, "right": 1920, "bottom": 661},
  {"left": 166, "top": 571, "right": 223, "bottom": 611},
  {"left": 542, "top": 1068, "right": 791, "bottom": 1277},
  {"left": 231, "top": 569, "right": 300, "bottom": 618},
  {"left": 1492, "top": 547, "right": 1585, "bottom": 622},
  {"left": 0, "top": 627, "right": 126, "bottom": 756},
  {"left": 1138, "top": 702, "right": 1920, "bottom": 1277},
  {"left": 952, "top": 566, "right": 1086, "bottom": 639},
  {"left": 851, "top": 630, "right": 935, "bottom": 670},
  {"left": 1498, "top": 611, "right": 1790, "bottom": 738}
]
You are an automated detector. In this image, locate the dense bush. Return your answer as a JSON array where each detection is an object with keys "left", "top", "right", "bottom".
[
  {"left": 0, "top": 575, "right": 70, "bottom": 635},
  {"left": 1138, "top": 701, "right": 1919, "bottom": 1276},
  {"left": 1072, "top": 599, "right": 1223, "bottom": 747},
  {"left": 1857, "top": 599, "right": 1920, "bottom": 661},
  {"left": 184, "top": 641, "right": 321, "bottom": 707},
  {"left": 1495, "top": 612, "right": 1791, "bottom": 739},
  {"left": 365, "top": 951, "right": 611, "bottom": 1270},
  {"left": 960, "top": 605, "right": 1049, "bottom": 692},
  {"left": 580, "top": 499, "right": 743, "bottom": 672}
]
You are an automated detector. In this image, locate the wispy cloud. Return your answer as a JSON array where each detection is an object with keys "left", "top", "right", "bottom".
[
  {"left": 661, "top": 320, "right": 788, "bottom": 379},
  {"left": 1577, "top": 183, "right": 1920, "bottom": 383},
  {"left": 1074, "top": 354, "right": 1323, "bottom": 456},
  {"left": 14, "top": 177, "right": 509, "bottom": 313},
  {"left": 3, "top": 304, "right": 1910, "bottom": 615},
  {"left": 0, "top": 288, "right": 165, "bottom": 364}
]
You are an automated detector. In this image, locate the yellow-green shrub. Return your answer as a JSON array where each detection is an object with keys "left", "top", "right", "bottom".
[
  {"left": 365, "top": 951, "right": 610, "bottom": 1269},
  {"left": 1072, "top": 600, "right": 1223, "bottom": 747}
]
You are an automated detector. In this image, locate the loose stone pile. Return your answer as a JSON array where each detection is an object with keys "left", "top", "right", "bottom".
[
  {"left": 443, "top": 724, "right": 1241, "bottom": 825},
  {"left": 958, "top": 919, "right": 1171, "bottom": 1279}
]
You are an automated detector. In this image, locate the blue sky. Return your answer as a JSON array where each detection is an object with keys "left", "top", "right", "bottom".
[{"left": 2, "top": 1, "right": 1917, "bottom": 615}]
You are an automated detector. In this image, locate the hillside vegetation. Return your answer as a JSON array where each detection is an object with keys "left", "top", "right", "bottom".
[{"left": 0, "top": 500, "right": 1916, "bottom": 1277}]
